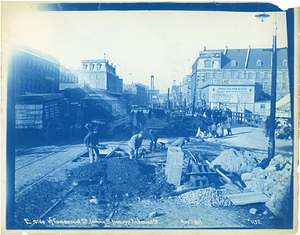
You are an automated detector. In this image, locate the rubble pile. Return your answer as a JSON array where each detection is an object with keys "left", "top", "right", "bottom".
[
  {"left": 176, "top": 187, "right": 232, "bottom": 207},
  {"left": 212, "top": 148, "right": 267, "bottom": 175},
  {"left": 145, "top": 118, "right": 170, "bottom": 129},
  {"left": 72, "top": 157, "right": 175, "bottom": 203},
  {"left": 241, "top": 154, "right": 292, "bottom": 218}
]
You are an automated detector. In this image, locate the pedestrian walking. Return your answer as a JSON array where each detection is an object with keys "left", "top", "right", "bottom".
[
  {"left": 148, "top": 129, "right": 158, "bottom": 152},
  {"left": 84, "top": 130, "right": 100, "bottom": 163},
  {"left": 127, "top": 131, "right": 144, "bottom": 159},
  {"left": 265, "top": 116, "right": 271, "bottom": 137}
]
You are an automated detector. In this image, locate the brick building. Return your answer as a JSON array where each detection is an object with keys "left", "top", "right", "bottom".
[
  {"left": 78, "top": 59, "right": 123, "bottom": 95},
  {"left": 10, "top": 45, "right": 60, "bottom": 95},
  {"left": 191, "top": 46, "right": 289, "bottom": 112}
]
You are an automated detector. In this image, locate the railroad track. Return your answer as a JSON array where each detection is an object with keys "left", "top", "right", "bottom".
[
  {"left": 15, "top": 148, "right": 87, "bottom": 198},
  {"left": 16, "top": 139, "right": 82, "bottom": 171}
]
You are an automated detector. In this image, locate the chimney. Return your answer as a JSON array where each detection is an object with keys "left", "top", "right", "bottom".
[
  {"left": 203, "top": 46, "right": 206, "bottom": 51},
  {"left": 245, "top": 45, "right": 251, "bottom": 68},
  {"left": 224, "top": 46, "right": 228, "bottom": 55}
]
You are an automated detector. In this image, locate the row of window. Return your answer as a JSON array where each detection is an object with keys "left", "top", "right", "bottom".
[
  {"left": 60, "top": 76, "right": 77, "bottom": 82},
  {"left": 204, "top": 59, "right": 288, "bottom": 68},
  {"left": 19, "top": 57, "right": 59, "bottom": 76},
  {"left": 17, "top": 77, "right": 58, "bottom": 92},
  {"left": 196, "top": 71, "right": 288, "bottom": 80}
]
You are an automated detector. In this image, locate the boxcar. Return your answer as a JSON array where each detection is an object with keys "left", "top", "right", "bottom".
[{"left": 15, "top": 93, "right": 65, "bottom": 142}]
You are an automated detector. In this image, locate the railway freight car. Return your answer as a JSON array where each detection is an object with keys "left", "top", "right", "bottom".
[
  {"left": 15, "top": 93, "right": 66, "bottom": 142},
  {"left": 82, "top": 91, "right": 130, "bottom": 134}
]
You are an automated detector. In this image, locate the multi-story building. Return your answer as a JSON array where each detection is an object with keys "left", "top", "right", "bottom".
[
  {"left": 10, "top": 45, "right": 60, "bottom": 95},
  {"left": 59, "top": 66, "right": 79, "bottom": 90},
  {"left": 78, "top": 59, "right": 123, "bottom": 95},
  {"left": 122, "top": 83, "right": 148, "bottom": 106},
  {"left": 171, "top": 80, "right": 182, "bottom": 107},
  {"left": 191, "top": 46, "right": 289, "bottom": 112},
  {"left": 182, "top": 75, "right": 192, "bottom": 106}
]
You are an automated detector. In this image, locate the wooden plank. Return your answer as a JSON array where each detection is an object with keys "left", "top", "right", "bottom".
[
  {"left": 105, "top": 146, "right": 121, "bottom": 158},
  {"left": 228, "top": 192, "right": 270, "bottom": 205}
]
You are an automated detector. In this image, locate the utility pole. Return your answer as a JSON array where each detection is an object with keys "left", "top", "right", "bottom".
[{"left": 151, "top": 75, "right": 154, "bottom": 108}]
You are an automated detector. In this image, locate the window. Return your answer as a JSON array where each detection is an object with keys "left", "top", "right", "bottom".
[
  {"left": 282, "top": 72, "right": 287, "bottom": 80},
  {"left": 256, "top": 60, "right": 262, "bottom": 66},
  {"left": 90, "top": 64, "right": 95, "bottom": 71},
  {"left": 256, "top": 72, "right": 260, "bottom": 79},
  {"left": 238, "top": 72, "right": 242, "bottom": 79},
  {"left": 231, "top": 60, "right": 237, "bottom": 66},
  {"left": 263, "top": 82, "right": 268, "bottom": 89},
  {"left": 204, "top": 60, "right": 213, "bottom": 68},
  {"left": 282, "top": 82, "right": 287, "bottom": 89},
  {"left": 218, "top": 72, "right": 222, "bottom": 79},
  {"left": 206, "top": 73, "right": 211, "bottom": 79},
  {"left": 97, "top": 64, "right": 102, "bottom": 70},
  {"left": 231, "top": 71, "right": 235, "bottom": 78},
  {"left": 213, "top": 73, "right": 217, "bottom": 79},
  {"left": 264, "top": 71, "right": 269, "bottom": 79},
  {"left": 282, "top": 60, "right": 287, "bottom": 66}
]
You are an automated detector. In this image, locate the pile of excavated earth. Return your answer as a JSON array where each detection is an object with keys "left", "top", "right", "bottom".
[{"left": 72, "top": 157, "right": 175, "bottom": 203}]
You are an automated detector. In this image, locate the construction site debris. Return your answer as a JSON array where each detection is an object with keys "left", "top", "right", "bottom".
[
  {"left": 211, "top": 148, "right": 267, "bottom": 175},
  {"left": 176, "top": 187, "right": 232, "bottom": 207},
  {"left": 240, "top": 154, "right": 292, "bottom": 219},
  {"left": 249, "top": 208, "right": 257, "bottom": 215},
  {"left": 227, "top": 192, "right": 269, "bottom": 205},
  {"left": 145, "top": 118, "right": 170, "bottom": 130}
]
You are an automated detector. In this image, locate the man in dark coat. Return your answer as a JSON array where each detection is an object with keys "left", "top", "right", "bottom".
[{"left": 149, "top": 129, "right": 158, "bottom": 152}]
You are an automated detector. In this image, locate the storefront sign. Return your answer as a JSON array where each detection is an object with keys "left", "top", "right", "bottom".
[{"left": 209, "top": 86, "right": 254, "bottom": 103}]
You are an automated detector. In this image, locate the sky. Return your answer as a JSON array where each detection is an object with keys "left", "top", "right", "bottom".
[{"left": 2, "top": 2, "right": 293, "bottom": 93}]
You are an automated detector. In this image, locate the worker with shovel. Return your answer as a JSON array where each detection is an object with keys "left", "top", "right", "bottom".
[
  {"left": 127, "top": 131, "right": 144, "bottom": 159},
  {"left": 84, "top": 130, "right": 100, "bottom": 163}
]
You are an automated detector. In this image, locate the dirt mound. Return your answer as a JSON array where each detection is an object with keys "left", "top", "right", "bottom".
[
  {"left": 212, "top": 148, "right": 267, "bottom": 175},
  {"left": 72, "top": 157, "right": 175, "bottom": 203}
]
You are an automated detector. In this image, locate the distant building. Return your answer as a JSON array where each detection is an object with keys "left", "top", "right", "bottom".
[
  {"left": 59, "top": 66, "right": 79, "bottom": 90},
  {"left": 191, "top": 46, "right": 289, "bottom": 113},
  {"left": 10, "top": 45, "right": 60, "bottom": 95},
  {"left": 171, "top": 80, "right": 182, "bottom": 107},
  {"left": 122, "top": 83, "right": 148, "bottom": 106},
  {"left": 182, "top": 75, "right": 192, "bottom": 106},
  {"left": 78, "top": 59, "right": 123, "bottom": 95}
]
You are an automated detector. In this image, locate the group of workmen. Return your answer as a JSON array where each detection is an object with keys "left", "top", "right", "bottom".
[{"left": 84, "top": 122, "right": 190, "bottom": 163}]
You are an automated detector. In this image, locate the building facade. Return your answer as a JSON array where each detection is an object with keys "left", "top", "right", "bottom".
[
  {"left": 11, "top": 45, "right": 60, "bottom": 95},
  {"left": 191, "top": 46, "right": 289, "bottom": 112},
  {"left": 60, "top": 66, "right": 78, "bottom": 84},
  {"left": 182, "top": 75, "right": 192, "bottom": 106},
  {"left": 122, "top": 83, "right": 148, "bottom": 106},
  {"left": 171, "top": 80, "right": 182, "bottom": 107},
  {"left": 78, "top": 59, "right": 123, "bottom": 95}
]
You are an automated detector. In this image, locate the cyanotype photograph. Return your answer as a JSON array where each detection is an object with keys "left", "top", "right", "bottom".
[{"left": 1, "top": 1, "right": 298, "bottom": 234}]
